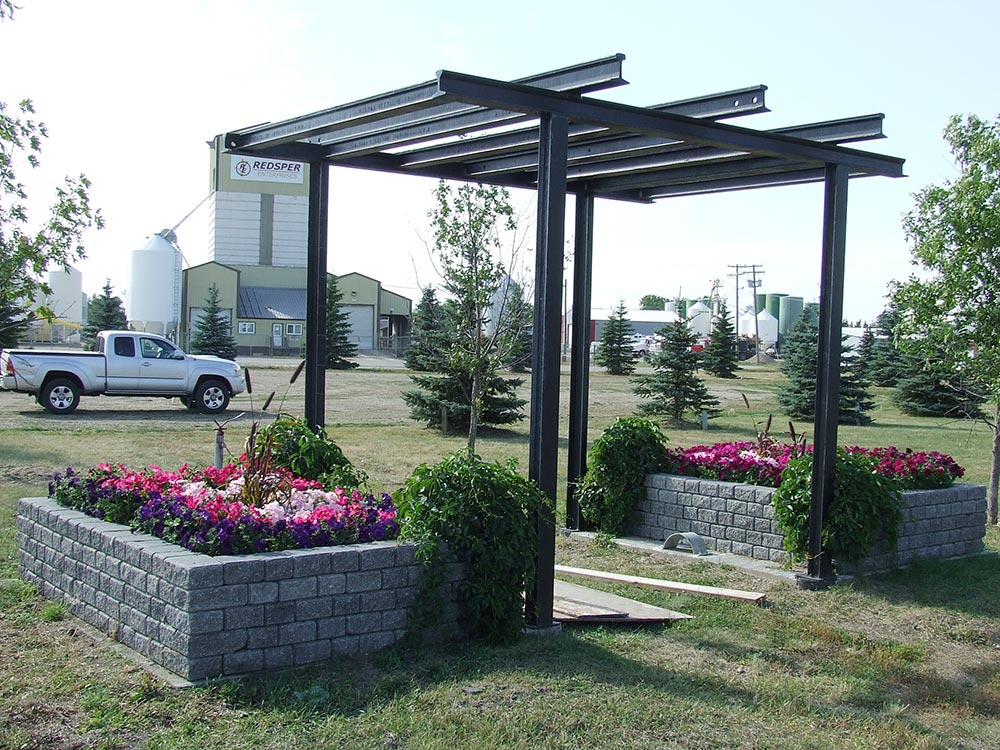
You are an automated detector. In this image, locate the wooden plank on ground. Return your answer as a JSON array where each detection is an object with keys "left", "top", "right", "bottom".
[
  {"left": 554, "top": 564, "right": 767, "bottom": 605},
  {"left": 552, "top": 579, "right": 692, "bottom": 624}
]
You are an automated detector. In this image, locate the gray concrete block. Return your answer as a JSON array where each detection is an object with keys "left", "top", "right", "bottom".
[
  {"left": 289, "top": 549, "right": 332, "bottom": 577},
  {"left": 186, "top": 656, "right": 224, "bottom": 682},
  {"left": 294, "top": 639, "right": 332, "bottom": 666},
  {"left": 297, "top": 597, "right": 333, "bottom": 620},
  {"left": 265, "top": 601, "right": 298, "bottom": 625},
  {"left": 329, "top": 549, "right": 361, "bottom": 573},
  {"left": 260, "top": 552, "right": 296, "bottom": 580},
  {"left": 361, "top": 630, "right": 398, "bottom": 654},
  {"left": 225, "top": 605, "right": 265, "bottom": 630},
  {"left": 187, "top": 609, "right": 225, "bottom": 634},
  {"left": 279, "top": 621, "right": 316, "bottom": 644},
  {"left": 317, "top": 617, "right": 347, "bottom": 640},
  {"left": 279, "top": 576, "right": 317, "bottom": 601},
  {"left": 317, "top": 573, "right": 346, "bottom": 597},
  {"left": 224, "top": 649, "right": 263, "bottom": 676},
  {"left": 334, "top": 594, "right": 361, "bottom": 616},
  {"left": 221, "top": 557, "right": 266, "bottom": 585},
  {"left": 347, "top": 612, "right": 382, "bottom": 635},
  {"left": 361, "top": 590, "right": 398, "bottom": 612},
  {"left": 381, "top": 609, "right": 408, "bottom": 631},
  {"left": 331, "top": 635, "right": 361, "bottom": 656},
  {"left": 345, "top": 571, "right": 383, "bottom": 593},
  {"left": 188, "top": 629, "right": 246, "bottom": 658},
  {"left": 247, "top": 581, "right": 280, "bottom": 605},
  {"left": 247, "top": 626, "right": 280, "bottom": 649},
  {"left": 264, "top": 645, "right": 295, "bottom": 670}
]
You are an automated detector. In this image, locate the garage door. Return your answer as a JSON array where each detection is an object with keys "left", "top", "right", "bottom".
[{"left": 342, "top": 305, "right": 374, "bottom": 350}]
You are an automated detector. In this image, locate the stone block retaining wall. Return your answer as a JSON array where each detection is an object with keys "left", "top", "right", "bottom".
[
  {"left": 17, "top": 497, "right": 462, "bottom": 682},
  {"left": 629, "top": 474, "right": 987, "bottom": 571}
]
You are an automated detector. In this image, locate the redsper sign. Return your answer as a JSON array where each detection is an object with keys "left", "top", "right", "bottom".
[{"left": 230, "top": 156, "right": 305, "bottom": 184}]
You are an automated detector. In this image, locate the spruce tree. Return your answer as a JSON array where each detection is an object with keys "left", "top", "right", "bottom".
[
  {"left": 779, "top": 305, "right": 876, "bottom": 424},
  {"left": 504, "top": 282, "right": 533, "bottom": 372},
  {"left": 632, "top": 319, "right": 720, "bottom": 422},
  {"left": 867, "top": 305, "right": 905, "bottom": 386},
  {"left": 402, "top": 370, "right": 526, "bottom": 432},
  {"left": 778, "top": 309, "right": 819, "bottom": 419},
  {"left": 702, "top": 301, "right": 739, "bottom": 378},
  {"left": 405, "top": 287, "right": 449, "bottom": 371},
  {"left": 595, "top": 300, "right": 635, "bottom": 375},
  {"left": 188, "top": 284, "right": 237, "bottom": 360},
  {"left": 324, "top": 275, "right": 359, "bottom": 369},
  {"left": 83, "top": 280, "right": 127, "bottom": 349},
  {"left": 856, "top": 325, "right": 876, "bottom": 377},
  {"left": 893, "top": 354, "right": 984, "bottom": 419}
]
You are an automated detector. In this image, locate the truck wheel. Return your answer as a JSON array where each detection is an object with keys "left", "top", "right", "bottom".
[
  {"left": 194, "top": 379, "right": 230, "bottom": 414},
  {"left": 41, "top": 378, "right": 80, "bottom": 415},
  {"left": 179, "top": 396, "right": 198, "bottom": 409}
]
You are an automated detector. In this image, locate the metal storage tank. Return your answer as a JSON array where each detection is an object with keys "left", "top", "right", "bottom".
[
  {"left": 754, "top": 293, "right": 767, "bottom": 313},
  {"left": 127, "top": 229, "right": 182, "bottom": 338},
  {"left": 676, "top": 299, "right": 688, "bottom": 318},
  {"left": 47, "top": 265, "right": 84, "bottom": 323},
  {"left": 778, "top": 296, "right": 805, "bottom": 339},
  {"left": 765, "top": 293, "right": 787, "bottom": 320},
  {"left": 687, "top": 301, "right": 712, "bottom": 337},
  {"left": 738, "top": 310, "right": 758, "bottom": 337},
  {"left": 757, "top": 309, "right": 779, "bottom": 348}
]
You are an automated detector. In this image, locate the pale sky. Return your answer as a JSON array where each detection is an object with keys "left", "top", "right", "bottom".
[{"left": 2, "top": 0, "right": 997, "bottom": 323}]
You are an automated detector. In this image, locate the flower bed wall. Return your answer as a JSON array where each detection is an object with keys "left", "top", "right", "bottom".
[
  {"left": 17, "top": 497, "right": 462, "bottom": 682},
  {"left": 630, "top": 474, "right": 987, "bottom": 571}
]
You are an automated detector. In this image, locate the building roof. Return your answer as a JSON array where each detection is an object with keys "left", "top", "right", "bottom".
[{"left": 237, "top": 286, "right": 306, "bottom": 320}]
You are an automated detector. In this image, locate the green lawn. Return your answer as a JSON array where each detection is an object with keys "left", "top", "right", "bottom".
[{"left": 1, "top": 361, "right": 998, "bottom": 749}]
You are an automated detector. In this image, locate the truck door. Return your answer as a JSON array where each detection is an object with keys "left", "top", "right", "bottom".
[
  {"left": 138, "top": 336, "right": 187, "bottom": 393},
  {"left": 105, "top": 335, "right": 141, "bottom": 391}
]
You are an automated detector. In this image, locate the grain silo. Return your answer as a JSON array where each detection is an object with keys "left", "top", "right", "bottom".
[
  {"left": 765, "top": 293, "right": 787, "bottom": 320},
  {"left": 778, "top": 295, "right": 805, "bottom": 350},
  {"left": 127, "top": 230, "right": 182, "bottom": 339},
  {"left": 47, "top": 265, "right": 84, "bottom": 324},
  {"left": 687, "top": 301, "right": 712, "bottom": 337}
]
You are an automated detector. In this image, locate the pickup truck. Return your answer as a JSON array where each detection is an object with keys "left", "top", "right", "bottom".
[{"left": 1, "top": 331, "right": 246, "bottom": 415}]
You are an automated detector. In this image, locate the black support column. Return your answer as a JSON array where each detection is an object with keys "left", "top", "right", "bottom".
[
  {"left": 565, "top": 192, "right": 595, "bottom": 529},
  {"left": 526, "top": 113, "right": 569, "bottom": 627},
  {"left": 305, "top": 161, "right": 329, "bottom": 429},
  {"left": 799, "top": 162, "right": 848, "bottom": 588}
]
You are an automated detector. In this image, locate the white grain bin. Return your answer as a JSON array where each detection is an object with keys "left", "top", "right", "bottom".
[
  {"left": 127, "top": 230, "right": 182, "bottom": 338},
  {"left": 756, "top": 309, "right": 779, "bottom": 348},
  {"left": 738, "top": 310, "right": 757, "bottom": 337},
  {"left": 47, "top": 265, "right": 83, "bottom": 323},
  {"left": 687, "top": 301, "right": 712, "bottom": 337}
]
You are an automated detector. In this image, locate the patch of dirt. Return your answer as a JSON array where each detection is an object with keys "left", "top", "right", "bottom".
[{"left": 0, "top": 465, "right": 58, "bottom": 484}]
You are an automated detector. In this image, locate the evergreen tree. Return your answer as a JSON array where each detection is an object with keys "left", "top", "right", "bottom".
[
  {"left": 856, "top": 325, "right": 876, "bottom": 376},
  {"left": 595, "top": 300, "right": 635, "bottom": 375},
  {"left": 404, "top": 286, "right": 449, "bottom": 371},
  {"left": 639, "top": 294, "right": 666, "bottom": 311},
  {"left": 867, "top": 304, "right": 905, "bottom": 386},
  {"left": 503, "top": 281, "right": 533, "bottom": 372},
  {"left": 778, "top": 305, "right": 876, "bottom": 424},
  {"left": 632, "top": 319, "right": 720, "bottom": 422},
  {"left": 188, "top": 284, "right": 237, "bottom": 360},
  {"left": 777, "top": 310, "right": 818, "bottom": 419},
  {"left": 324, "top": 275, "right": 358, "bottom": 369},
  {"left": 83, "top": 280, "right": 127, "bottom": 349},
  {"left": 893, "top": 352, "right": 984, "bottom": 419},
  {"left": 403, "top": 370, "right": 526, "bottom": 432},
  {"left": 702, "top": 301, "right": 739, "bottom": 378}
]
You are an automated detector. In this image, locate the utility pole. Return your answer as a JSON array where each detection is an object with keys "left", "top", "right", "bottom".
[{"left": 728, "top": 263, "right": 765, "bottom": 362}]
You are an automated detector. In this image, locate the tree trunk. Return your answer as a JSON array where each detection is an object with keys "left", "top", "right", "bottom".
[
  {"left": 468, "top": 370, "right": 480, "bottom": 453},
  {"left": 990, "top": 401, "right": 1000, "bottom": 525}
]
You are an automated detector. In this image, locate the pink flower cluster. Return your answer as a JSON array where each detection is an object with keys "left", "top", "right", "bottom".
[{"left": 665, "top": 442, "right": 964, "bottom": 489}]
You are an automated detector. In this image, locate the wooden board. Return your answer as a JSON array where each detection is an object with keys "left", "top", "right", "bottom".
[
  {"left": 554, "top": 564, "right": 767, "bottom": 605},
  {"left": 552, "top": 579, "right": 692, "bottom": 624}
]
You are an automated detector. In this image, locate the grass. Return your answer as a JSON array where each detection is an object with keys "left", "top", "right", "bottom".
[{"left": 1, "top": 359, "right": 999, "bottom": 749}]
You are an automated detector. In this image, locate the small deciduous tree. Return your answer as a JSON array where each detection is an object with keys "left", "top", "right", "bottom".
[
  {"left": 639, "top": 294, "right": 666, "bottom": 311},
  {"left": 402, "top": 181, "right": 529, "bottom": 450},
  {"left": 324, "top": 275, "right": 358, "bottom": 370},
  {"left": 892, "top": 113, "right": 1000, "bottom": 522},
  {"left": 702, "top": 301, "right": 739, "bottom": 378},
  {"left": 188, "top": 284, "right": 237, "bottom": 360},
  {"left": 1, "top": 97, "right": 103, "bottom": 348},
  {"left": 83, "top": 280, "right": 127, "bottom": 349},
  {"left": 595, "top": 300, "right": 635, "bottom": 375},
  {"left": 633, "top": 319, "right": 720, "bottom": 422}
]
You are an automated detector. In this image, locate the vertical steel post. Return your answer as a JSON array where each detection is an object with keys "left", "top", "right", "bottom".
[
  {"left": 565, "top": 192, "right": 595, "bottom": 529},
  {"left": 305, "top": 161, "right": 329, "bottom": 429},
  {"left": 800, "top": 162, "right": 849, "bottom": 588},
  {"left": 526, "top": 113, "right": 569, "bottom": 627}
]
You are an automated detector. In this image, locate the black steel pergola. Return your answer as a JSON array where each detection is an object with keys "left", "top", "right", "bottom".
[{"left": 221, "top": 54, "right": 904, "bottom": 621}]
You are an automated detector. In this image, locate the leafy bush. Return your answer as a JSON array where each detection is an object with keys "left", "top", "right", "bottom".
[
  {"left": 255, "top": 415, "right": 367, "bottom": 489},
  {"left": 772, "top": 449, "right": 904, "bottom": 567},
  {"left": 577, "top": 418, "right": 668, "bottom": 535},
  {"left": 395, "top": 451, "right": 547, "bottom": 644}
]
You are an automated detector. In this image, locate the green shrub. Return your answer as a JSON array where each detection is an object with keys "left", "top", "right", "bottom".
[
  {"left": 255, "top": 415, "right": 366, "bottom": 489},
  {"left": 395, "top": 451, "right": 547, "bottom": 644},
  {"left": 577, "top": 417, "right": 668, "bottom": 535},
  {"left": 772, "top": 449, "right": 904, "bottom": 568}
]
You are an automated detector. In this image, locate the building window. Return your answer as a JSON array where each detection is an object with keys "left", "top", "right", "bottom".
[
  {"left": 285, "top": 323, "right": 303, "bottom": 336},
  {"left": 238, "top": 321, "right": 256, "bottom": 335}
]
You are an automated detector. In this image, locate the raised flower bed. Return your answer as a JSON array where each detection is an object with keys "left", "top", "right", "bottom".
[
  {"left": 628, "top": 442, "right": 986, "bottom": 572},
  {"left": 17, "top": 462, "right": 463, "bottom": 682}
]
